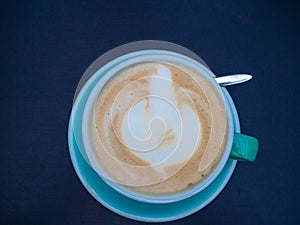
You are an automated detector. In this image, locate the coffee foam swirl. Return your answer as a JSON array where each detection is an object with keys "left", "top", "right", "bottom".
[{"left": 89, "top": 61, "right": 228, "bottom": 194}]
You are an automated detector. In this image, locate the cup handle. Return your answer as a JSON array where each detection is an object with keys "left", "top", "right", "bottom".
[{"left": 229, "top": 133, "right": 259, "bottom": 162}]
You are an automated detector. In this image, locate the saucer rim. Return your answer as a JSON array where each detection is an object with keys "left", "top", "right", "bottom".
[{"left": 68, "top": 89, "right": 239, "bottom": 222}]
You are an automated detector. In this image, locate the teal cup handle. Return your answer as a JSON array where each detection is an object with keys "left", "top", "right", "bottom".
[{"left": 230, "top": 133, "right": 259, "bottom": 162}]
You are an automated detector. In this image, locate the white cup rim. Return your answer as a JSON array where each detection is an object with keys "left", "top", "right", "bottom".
[{"left": 81, "top": 50, "right": 234, "bottom": 203}]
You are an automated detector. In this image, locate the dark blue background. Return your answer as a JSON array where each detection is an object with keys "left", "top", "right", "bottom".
[{"left": 1, "top": 1, "right": 299, "bottom": 224}]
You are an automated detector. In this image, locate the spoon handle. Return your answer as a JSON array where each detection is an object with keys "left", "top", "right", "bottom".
[{"left": 215, "top": 74, "right": 252, "bottom": 86}]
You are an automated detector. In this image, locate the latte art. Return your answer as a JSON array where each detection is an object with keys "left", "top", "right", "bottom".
[
  {"left": 111, "top": 65, "right": 200, "bottom": 167},
  {"left": 89, "top": 61, "right": 228, "bottom": 194}
]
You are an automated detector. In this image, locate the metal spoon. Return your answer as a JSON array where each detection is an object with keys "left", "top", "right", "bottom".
[{"left": 215, "top": 74, "right": 252, "bottom": 86}]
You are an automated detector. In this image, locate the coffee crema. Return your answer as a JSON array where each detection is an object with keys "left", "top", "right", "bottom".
[{"left": 88, "top": 61, "right": 228, "bottom": 195}]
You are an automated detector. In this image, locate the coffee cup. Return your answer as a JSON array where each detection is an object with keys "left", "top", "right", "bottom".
[{"left": 72, "top": 41, "right": 258, "bottom": 204}]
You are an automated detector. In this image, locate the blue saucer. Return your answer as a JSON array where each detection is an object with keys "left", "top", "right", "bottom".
[{"left": 68, "top": 89, "right": 239, "bottom": 222}]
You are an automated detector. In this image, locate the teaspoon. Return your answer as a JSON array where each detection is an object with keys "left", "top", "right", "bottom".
[{"left": 215, "top": 74, "right": 252, "bottom": 86}]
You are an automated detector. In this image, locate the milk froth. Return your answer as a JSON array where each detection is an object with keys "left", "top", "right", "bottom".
[{"left": 89, "top": 61, "right": 228, "bottom": 194}]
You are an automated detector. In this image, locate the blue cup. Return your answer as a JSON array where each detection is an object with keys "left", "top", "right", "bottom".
[{"left": 69, "top": 40, "right": 258, "bottom": 221}]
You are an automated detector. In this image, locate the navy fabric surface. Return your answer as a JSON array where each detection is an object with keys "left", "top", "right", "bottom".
[{"left": 1, "top": 1, "right": 299, "bottom": 224}]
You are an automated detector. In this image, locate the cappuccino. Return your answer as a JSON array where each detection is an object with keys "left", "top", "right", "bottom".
[{"left": 88, "top": 60, "right": 228, "bottom": 195}]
